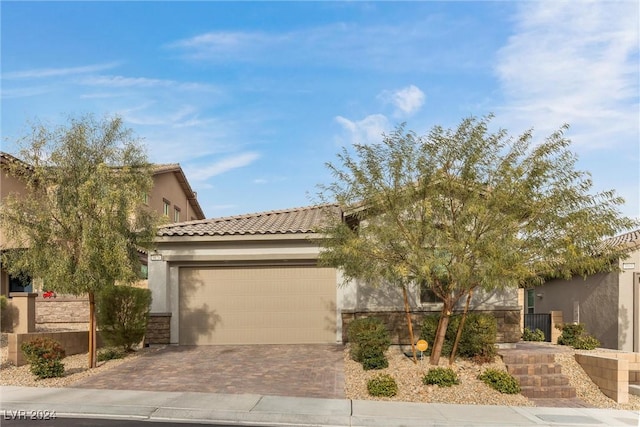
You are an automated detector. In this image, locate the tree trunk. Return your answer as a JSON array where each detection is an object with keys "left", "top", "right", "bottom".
[
  {"left": 402, "top": 284, "right": 417, "bottom": 364},
  {"left": 449, "top": 288, "right": 474, "bottom": 365},
  {"left": 429, "top": 302, "right": 451, "bottom": 365},
  {"left": 88, "top": 292, "right": 97, "bottom": 369}
]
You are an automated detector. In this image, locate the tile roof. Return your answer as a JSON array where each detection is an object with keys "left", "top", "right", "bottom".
[
  {"left": 157, "top": 204, "right": 341, "bottom": 237},
  {"left": 152, "top": 163, "right": 181, "bottom": 174},
  {"left": 604, "top": 228, "right": 640, "bottom": 250}
]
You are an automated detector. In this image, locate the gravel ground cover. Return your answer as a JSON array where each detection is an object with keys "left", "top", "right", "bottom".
[
  {"left": 344, "top": 345, "right": 640, "bottom": 410},
  {"left": 1, "top": 333, "right": 639, "bottom": 410}
]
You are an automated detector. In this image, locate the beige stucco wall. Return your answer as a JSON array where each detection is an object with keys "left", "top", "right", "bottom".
[
  {"left": 1, "top": 170, "right": 29, "bottom": 295},
  {"left": 619, "top": 249, "right": 640, "bottom": 352},
  {"left": 150, "top": 172, "right": 203, "bottom": 222}
]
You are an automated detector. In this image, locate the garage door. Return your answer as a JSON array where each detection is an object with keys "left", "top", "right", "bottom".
[{"left": 179, "top": 266, "right": 337, "bottom": 345}]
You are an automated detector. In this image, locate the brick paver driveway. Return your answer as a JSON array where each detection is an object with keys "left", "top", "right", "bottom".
[{"left": 71, "top": 345, "right": 345, "bottom": 399}]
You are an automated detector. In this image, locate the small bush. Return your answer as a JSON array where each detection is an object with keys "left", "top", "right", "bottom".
[
  {"left": 97, "top": 286, "right": 152, "bottom": 352},
  {"left": 572, "top": 335, "right": 600, "bottom": 350},
  {"left": 0, "top": 295, "right": 11, "bottom": 332},
  {"left": 478, "top": 369, "right": 520, "bottom": 394},
  {"left": 97, "top": 347, "right": 126, "bottom": 362},
  {"left": 557, "top": 323, "right": 599, "bottom": 349},
  {"left": 21, "top": 337, "right": 66, "bottom": 379},
  {"left": 360, "top": 346, "right": 389, "bottom": 370},
  {"left": 522, "top": 327, "right": 545, "bottom": 342},
  {"left": 423, "top": 367, "right": 460, "bottom": 387},
  {"left": 347, "top": 317, "right": 391, "bottom": 370},
  {"left": 367, "top": 374, "right": 398, "bottom": 397},
  {"left": 420, "top": 313, "right": 497, "bottom": 362}
]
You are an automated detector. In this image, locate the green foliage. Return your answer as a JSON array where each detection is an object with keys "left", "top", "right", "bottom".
[
  {"left": 522, "top": 327, "right": 546, "bottom": 342},
  {"left": 347, "top": 317, "right": 391, "bottom": 370},
  {"left": 572, "top": 335, "right": 600, "bottom": 350},
  {"left": 97, "top": 286, "right": 152, "bottom": 351},
  {"left": 21, "top": 337, "right": 66, "bottom": 379},
  {"left": 419, "top": 313, "right": 497, "bottom": 362},
  {"left": 422, "top": 367, "right": 460, "bottom": 387},
  {"left": 0, "top": 295, "right": 12, "bottom": 332},
  {"left": 97, "top": 347, "right": 126, "bottom": 362},
  {"left": 0, "top": 114, "right": 160, "bottom": 297},
  {"left": 478, "top": 369, "right": 521, "bottom": 394},
  {"left": 367, "top": 374, "right": 398, "bottom": 397},
  {"left": 316, "top": 115, "right": 638, "bottom": 364},
  {"left": 557, "top": 323, "right": 599, "bottom": 349},
  {"left": 557, "top": 323, "right": 585, "bottom": 346}
]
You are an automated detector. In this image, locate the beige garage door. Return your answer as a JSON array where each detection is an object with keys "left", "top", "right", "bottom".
[{"left": 179, "top": 266, "right": 337, "bottom": 345}]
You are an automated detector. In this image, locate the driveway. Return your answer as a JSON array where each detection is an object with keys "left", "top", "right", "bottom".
[{"left": 70, "top": 345, "right": 345, "bottom": 399}]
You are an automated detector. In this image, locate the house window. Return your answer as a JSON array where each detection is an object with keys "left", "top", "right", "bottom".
[
  {"left": 420, "top": 282, "right": 439, "bottom": 304},
  {"left": 163, "top": 199, "right": 171, "bottom": 217},
  {"left": 526, "top": 289, "right": 535, "bottom": 314},
  {"left": 9, "top": 273, "right": 32, "bottom": 293},
  {"left": 174, "top": 206, "right": 181, "bottom": 222},
  {"left": 140, "top": 264, "right": 148, "bottom": 280}
]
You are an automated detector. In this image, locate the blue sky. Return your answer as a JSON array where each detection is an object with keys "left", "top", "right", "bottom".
[{"left": 2, "top": 1, "right": 639, "bottom": 220}]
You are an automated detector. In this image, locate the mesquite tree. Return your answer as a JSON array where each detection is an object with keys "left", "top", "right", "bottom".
[
  {"left": 0, "top": 115, "right": 159, "bottom": 368},
  {"left": 317, "top": 115, "right": 636, "bottom": 365}
]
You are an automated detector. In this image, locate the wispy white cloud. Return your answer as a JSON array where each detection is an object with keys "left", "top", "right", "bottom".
[
  {"left": 494, "top": 1, "right": 639, "bottom": 149},
  {"left": 166, "top": 19, "right": 487, "bottom": 72},
  {"left": 166, "top": 31, "right": 289, "bottom": 60},
  {"left": 187, "top": 152, "right": 261, "bottom": 181},
  {"left": 3, "top": 62, "right": 120, "bottom": 79},
  {"left": 335, "top": 114, "right": 390, "bottom": 145},
  {"left": 1, "top": 86, "right": 54, "bottom": 99},
  {"left": 79, "top": 75, "right": 217, "bottom": 92},
  {"left": 378, "top": 85, "right": 425, "bottom": 117}
]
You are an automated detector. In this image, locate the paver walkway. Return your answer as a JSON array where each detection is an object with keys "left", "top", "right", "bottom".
[{"left": 70, "top": 344, "right": 345, "bottom": 399}]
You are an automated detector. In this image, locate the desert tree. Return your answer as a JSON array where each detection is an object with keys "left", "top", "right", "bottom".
[
  {"left": 317, "top": 115, "right": 637, "bottom": 365},
  {"left": 0, "top": 114, "right": 160, "bottom": 368}
]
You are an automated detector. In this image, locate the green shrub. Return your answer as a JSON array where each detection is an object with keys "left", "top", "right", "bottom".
[
  {"left": 423, "top": 367, "right": 460, "bottom": 387},
  {"left": 557, "top": 323, "right": 584, "bottom": 346},
  {"left": 21, "top": 337, "right": 66, "bottom": 379},
  {"left": 420, "top": 313, "right": 497, "bottom": 362},
  {"left": 97, "top": 286, "right": 152, "bottom": 352},
  {"left": 0, "top": 295, "right": 11, "bottom": 332},
  {"left": 478, "top": 369, "right": 521, "bottom": 394},
  {"left": 557, "top": 323, "right": 599, "bottom": 349},
  {"left": 522, "top": 327, "right": 545, "bottom": 342},
  {"left": 360, "top": 346, "right": 389, "bottom": 370},
  {"left": 367, "top": 374, "right": 398, "bottom": 397},
  {"left": 97, "top": 347, "right": 126, "bottom": 362},
  {"left": 347, "top": 317, "right": 391, "bottom": 370},
  {"left": 572, "top": 335, "right": 600, "bottom": 350}
]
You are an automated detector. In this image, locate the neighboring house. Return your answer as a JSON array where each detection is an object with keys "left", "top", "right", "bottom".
[
  {"left": 527, "top": 229, "right": 640, "bottom": 352},
  {"left": 0, "top": 151, "right": 206, "bottom": 297},
  {"left": 148, "top": 204, "right": 521, "bottom": 346}
]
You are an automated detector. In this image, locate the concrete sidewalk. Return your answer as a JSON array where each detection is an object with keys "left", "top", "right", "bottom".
[{"left": 1, "top": 386, "right": 638, "bottom": 427}]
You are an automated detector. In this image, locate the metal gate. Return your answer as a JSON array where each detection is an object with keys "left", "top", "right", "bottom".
[{"left": 524, "top": 313, "right": 551, "bottom": 342}]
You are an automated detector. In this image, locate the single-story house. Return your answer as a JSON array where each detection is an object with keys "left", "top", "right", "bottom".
[
  {"left": 527, "top": 229, "right": 640, "bottom": 352},
  {"left": 148, "top": 204, "right": 522, "bottom": 346}
]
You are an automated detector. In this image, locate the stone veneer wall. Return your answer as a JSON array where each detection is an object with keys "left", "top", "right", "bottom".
[
  {"left": 341, "top": 307, "right": 521, "bottom": 345},
  {"left": 145, "top": 313, "right": 171, "bottom": 345},
  {"left": 35, "top": 296, "right": 89, "bottom": 330}
]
